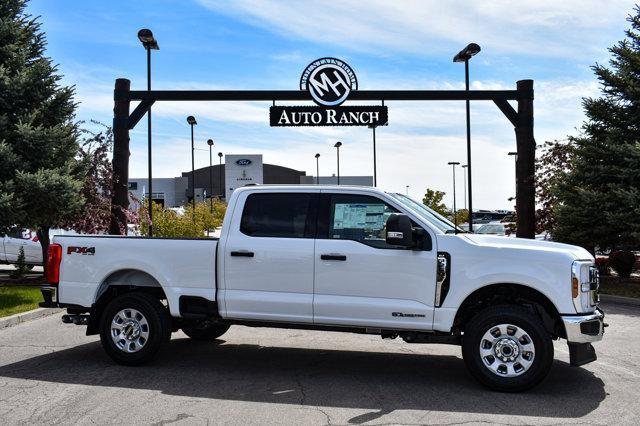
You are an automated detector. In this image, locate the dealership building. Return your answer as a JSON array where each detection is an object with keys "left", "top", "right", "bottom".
[{"left": 128, "top": 154, "right": 372, "bottom": 208}]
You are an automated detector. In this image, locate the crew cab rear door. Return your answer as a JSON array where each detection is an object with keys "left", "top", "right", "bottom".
[
  {"left": 313, "top": 191, "right": 437, "bottom": 330},
  {"left": 220, "top": 190, "right": 318, "bottom": 323}
]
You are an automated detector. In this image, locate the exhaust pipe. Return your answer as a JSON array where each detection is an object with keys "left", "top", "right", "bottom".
[{"left": 61, "top": 314, "right": 90, "bottom": 325}]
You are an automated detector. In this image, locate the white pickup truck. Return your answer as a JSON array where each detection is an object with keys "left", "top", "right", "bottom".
[{"left": 40, "top": 185, "right": 605, "bottom": 392}]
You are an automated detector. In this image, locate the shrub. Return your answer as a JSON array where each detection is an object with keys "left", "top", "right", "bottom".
[
  {"left": 10, "top": 247, "right": 28, "bottom": 279},
  {"left": 137, "top": 200, "right": 226, "bottom": 238},
  {"left": 608, "top": 250, "right": 636, "bottom": 279}
]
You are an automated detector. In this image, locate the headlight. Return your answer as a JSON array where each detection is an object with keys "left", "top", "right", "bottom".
[{"left": 571, "top": 261, "right": 600, "bottom": 313}]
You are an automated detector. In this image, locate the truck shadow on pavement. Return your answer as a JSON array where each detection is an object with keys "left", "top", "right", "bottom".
[{"left": 0, "top": 338, "right": 605, "bottom": 420}]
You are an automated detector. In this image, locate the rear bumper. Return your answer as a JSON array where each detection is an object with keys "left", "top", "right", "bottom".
[{"left": 561, "top": 308, "right": 605, "bottom": 344}]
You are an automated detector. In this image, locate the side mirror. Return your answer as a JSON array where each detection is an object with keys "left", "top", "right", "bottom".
[{"left": 386, "top": 214, "right": 414, "bottom": 247}]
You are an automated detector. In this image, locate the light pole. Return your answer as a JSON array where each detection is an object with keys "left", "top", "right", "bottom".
[
  {"left": 315, "top": 153, "right": 320, "bottom": 184},
  {"left": 406, "top": 185, "right": 409, "bottom": 195},
  {"left": 207, "top": 139, "right": 214, "bottom": 213},
  {"left": 218, "top": 152, "right": 223, "bottom": 199},
  {"left": 508, "top": 151, "right": 517, "bottom": 202},
  {"left": 461, "top": 164, "right": 468, "bottom": 211},
  {"left": 368, "top": 124, "right": 378, "bottom": 186},
  {"left": 448, "top": 161, "right": 461, "bottom": 229},
  {"left": 138, "top": 29, "right": 159, "bottom": 237},
  {"left": 334, "top": 141, "right": 342, "bottom": 185},
  {"left": 453, "top": 42, "right": 481, "bottom": 233},
  {"left": 187, "top": 116, "right": 197, "bottom": 218}
]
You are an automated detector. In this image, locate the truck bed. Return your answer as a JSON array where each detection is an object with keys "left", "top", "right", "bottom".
[{"left": 53, "top": 235, "right": 218, "bottom": 317}]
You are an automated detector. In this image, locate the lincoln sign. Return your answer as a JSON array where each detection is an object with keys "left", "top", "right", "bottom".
[{"left": 269, "top": 57, "right": 388, "bottom": 127}]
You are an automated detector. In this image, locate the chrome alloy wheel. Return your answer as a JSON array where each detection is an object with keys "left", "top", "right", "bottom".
[
  {"left": 110, "top": 308, "right": 150, "bottom": 353},
  {"left": 479, "top": 323, "right": 535, "bottom": 377}
]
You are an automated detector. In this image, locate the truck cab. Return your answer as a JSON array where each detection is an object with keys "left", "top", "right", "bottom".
[{"left": 40, "top": 185, "right": 605, "bottom": 392}]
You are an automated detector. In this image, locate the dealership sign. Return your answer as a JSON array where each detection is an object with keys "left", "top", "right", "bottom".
[{"left": 269, "top": 57, "right": 388, "bottom": 127}]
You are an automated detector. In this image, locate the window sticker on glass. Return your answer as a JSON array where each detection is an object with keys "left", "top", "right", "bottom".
[{"left": 334, "top": 203, "right": 369, "bottom": 229}]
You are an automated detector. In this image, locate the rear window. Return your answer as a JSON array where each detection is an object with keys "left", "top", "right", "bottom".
[{"left": 240, "top": 193, "right": 314, "bottom": 238}]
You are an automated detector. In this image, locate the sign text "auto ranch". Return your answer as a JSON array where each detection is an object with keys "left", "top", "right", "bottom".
[{"left": 269, "top": 105, "right": 388, "bottom": 127}]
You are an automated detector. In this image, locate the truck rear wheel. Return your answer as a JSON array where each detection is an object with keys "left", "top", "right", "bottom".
[
  {"left": 182, "top": 323, "right": 230, "bottom": 341},
  {"left": 99, "top": 293, "right": 171, "bottom": 366},
  {"left": 461, "top": 304, "right": 553, "bottom": 392}
]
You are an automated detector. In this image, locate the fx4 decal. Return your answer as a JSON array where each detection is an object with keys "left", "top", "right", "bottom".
[{"left": 67, "top": 246, "right": 95, "bottom": 255}]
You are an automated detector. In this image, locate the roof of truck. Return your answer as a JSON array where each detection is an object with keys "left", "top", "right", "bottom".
[{"left": 234, "top": 184, "right": 388, "bottom": 193}]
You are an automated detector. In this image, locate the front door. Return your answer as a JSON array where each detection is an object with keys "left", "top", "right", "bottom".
[
  {"left": 222, "top": 190, "right": 318, "bottom": 323},
  {"left": 313, "top": 192, "right": 437, "bottom": 330}
]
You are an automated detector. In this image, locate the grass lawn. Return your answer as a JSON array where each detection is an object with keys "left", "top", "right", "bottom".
[
  {"left": 0, "top": 286, "right": 43, "bottom": 317},
  {"left": 600, "top": 276, "right": 640, "bottom": 299}
]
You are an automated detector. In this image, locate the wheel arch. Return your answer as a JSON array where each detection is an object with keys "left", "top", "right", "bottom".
[
  {"left": 87, "top": 269, "right": 168, "bottom": 335},
  {"left": 452, "top": 283, "right": 566, "bottom": 339}
]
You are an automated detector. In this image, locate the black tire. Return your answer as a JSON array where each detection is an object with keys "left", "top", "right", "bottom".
[
  {"left": 182, "top": 323, "right": 230, "bottom": 341},
  {"left": 462, "top": 304, "right": 554, "bottom": 392},
  {"left": 99, "top": 292, "right": 171, "bottom": 366}
]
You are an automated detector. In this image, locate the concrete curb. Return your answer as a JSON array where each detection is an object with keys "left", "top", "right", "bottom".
[
  {"left": 0, "top": 307, "right": 63, "bottom": 330},
  {"left": 600, "top": 294, "right": 640, "bottom": 307}
]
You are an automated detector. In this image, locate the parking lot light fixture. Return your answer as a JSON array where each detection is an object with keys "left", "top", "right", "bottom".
[
  {"left": 453, "top": 42, "right": 481, "bottom": 233},
  {"left": 448, "top": 161, "right": 461, "bottom": 229},
  {"left": 138, "top": 29, "right": 159, "bottom": 237},
  {"left": 187, "top": 116, "right": 197, "bottom": 217},
  {"left": 334, "top": 141, "right": 342, "bottom": 185},
  {"left": 315, "top": 153, "right": 320, "bottom": 185},
  {"left": 218, "top": 152, "right": 223, "bottom": 198},
  {"left": 207, "top": 139, "right": 214, "bottom": 213}
]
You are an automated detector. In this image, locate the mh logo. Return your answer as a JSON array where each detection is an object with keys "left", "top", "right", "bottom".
[{"left": 300, "top": 58, "right": 358, "bottom": 107}]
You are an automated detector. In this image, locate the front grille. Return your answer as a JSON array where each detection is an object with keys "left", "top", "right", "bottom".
[{"left": 589, "top": 266, "right": 600, "bottom": 305}]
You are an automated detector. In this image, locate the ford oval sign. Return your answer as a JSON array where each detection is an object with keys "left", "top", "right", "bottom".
[
  {"left": 300, "top": 57, "right": 357, "bottom": 107},
  {"left": 236, "top": 159, "right": 252, "bottom": 166}
]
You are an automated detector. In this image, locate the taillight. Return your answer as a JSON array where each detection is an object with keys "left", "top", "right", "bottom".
[{"left": 46, "top": 243, "right": 62, "bottom": 285}]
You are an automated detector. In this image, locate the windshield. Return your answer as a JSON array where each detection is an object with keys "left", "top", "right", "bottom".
[{"left": 389, "top": 193, "right": 465, "bottom": 233}]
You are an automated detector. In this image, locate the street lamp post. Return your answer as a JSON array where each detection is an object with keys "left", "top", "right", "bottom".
[
  {"left": 334, "top": 141, "right": 342, "bottom": 185},
  {"left": 315, "top": 153, "right": 320, "bottom": 184},
  {"left": 137, "top": 29, "right": 159, "bottom": 237},
  {"left": 187, "top": 116, "right": 197, "bottom": 218},
  {"left": 368, "top": 124, "right": 378, "bottom": 186},
  {"left": 218, "top": 152, "right": 223, "bottom": 198},
  {"left": 453, "top": 43, "right": 481, "bottom": 233},
  {"left": 461, "top": 164, "right": 468, "bottom": 211},
  {"left": 448, "top": 161, "right": 461, "bottom": 229},
  {"left": 508, "top": 151, "right": 518, "bottom": 202},
  {"left": 207, "top": 139, "right": 214, "bottom": 213},
  {"left": 406, "top": 185, "right": 409, "bottom": 195}
]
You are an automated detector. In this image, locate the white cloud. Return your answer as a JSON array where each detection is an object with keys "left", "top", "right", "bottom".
[{"left": 196, "top": 0, "right": 635, "bottom": 58}]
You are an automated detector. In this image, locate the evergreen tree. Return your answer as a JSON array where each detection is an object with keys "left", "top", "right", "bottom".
[
  {"left": 553, "top": 8, "right": 640, "bottom": 252},
  {"left": 0, "top": 0, "right": 84, "bottom": 269}
]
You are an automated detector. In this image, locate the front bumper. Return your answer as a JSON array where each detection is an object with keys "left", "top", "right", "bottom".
[{"left": 561, "top": 308, "right": 605, "bottom": 344}]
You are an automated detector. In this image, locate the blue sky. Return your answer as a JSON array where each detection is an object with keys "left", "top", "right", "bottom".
[{"left": 29, "top": 0, "right": 636, "bottom": 209}]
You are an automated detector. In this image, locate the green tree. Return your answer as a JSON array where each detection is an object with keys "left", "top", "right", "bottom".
[
  {"left": 137, "top": 201, "right": 227, "bottom": 238},
  {"left": 553, "top": 8, "right": 640, "bottom": 252},
  {"left": 422, "top": 188, "right": 448, "bottom": 216},
  {"left": 0, "top": 0, "right": 84, "bottom": 269}
]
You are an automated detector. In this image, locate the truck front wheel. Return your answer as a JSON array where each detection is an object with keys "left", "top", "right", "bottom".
[
  {"left": 182, "top": 323, "right": 230, "bottom": 341},
  {"left": 99, "top": 293, "right": 171, "bottom": 366},
  {"left": 461, "top": 305, "right": 554, "bottom": 392}
]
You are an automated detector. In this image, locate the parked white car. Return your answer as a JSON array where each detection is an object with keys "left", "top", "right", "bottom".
[
  {"left": 1, "top": 228, "right": 42, "bottom": 265},
  {"left": 40, "top": 186, "right": 605, "bottom": 392}
]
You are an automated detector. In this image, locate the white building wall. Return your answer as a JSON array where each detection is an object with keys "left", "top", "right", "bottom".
[{"left": 224, "top": 154, "right": 263, "bottom": 200}]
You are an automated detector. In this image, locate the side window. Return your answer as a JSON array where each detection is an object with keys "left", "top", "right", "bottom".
[
  {"left": 327, "top": 194, "right": 400, "bottom": 249},
  {"left": 240, "top": 193, "right": 314, "bottom": 238}
]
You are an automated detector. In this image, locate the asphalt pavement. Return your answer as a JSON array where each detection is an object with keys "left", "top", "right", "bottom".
[{"left": 0, "top": 302, "right": 638, "bottom": 425}]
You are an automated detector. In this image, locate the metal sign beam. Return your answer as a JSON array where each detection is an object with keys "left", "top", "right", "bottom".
[{"left": 124, "top": 89, "right": 521, "bottom": 102}]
